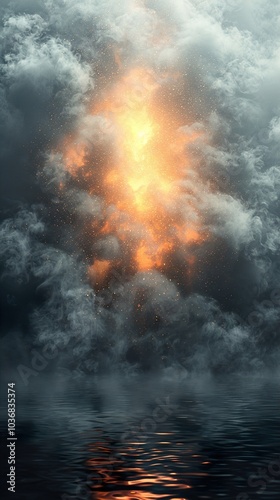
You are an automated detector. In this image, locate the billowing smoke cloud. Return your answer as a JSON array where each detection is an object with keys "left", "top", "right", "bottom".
[{"left": 1, "top": 0, "right": 280, "bottom": 377}]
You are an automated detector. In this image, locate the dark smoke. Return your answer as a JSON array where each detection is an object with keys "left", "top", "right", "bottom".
[{"left": 1, "top": 0, "right": 280, "bottom": 378}]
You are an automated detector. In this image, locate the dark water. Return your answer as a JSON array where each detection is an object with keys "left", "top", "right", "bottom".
[{"left": 1, "top": 374, "right": 280, "bottom": 500}]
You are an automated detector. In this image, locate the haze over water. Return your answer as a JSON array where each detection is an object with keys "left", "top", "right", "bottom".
[{"left": 1, "top": 374, "right": 280, "bottom": 500}]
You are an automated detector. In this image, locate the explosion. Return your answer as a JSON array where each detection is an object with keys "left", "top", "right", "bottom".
[{"left": 61, "top": 66, "right": 207, "bottom": 285}]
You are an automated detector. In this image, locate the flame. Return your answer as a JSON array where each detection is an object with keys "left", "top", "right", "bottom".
[
  {"left": 89, "top": 260, "right": 111, "bottom": 285},
  {"left": 60, "top": 66, "right": 207, "bottom": 282},
  {"left": 63, "top": 138, "right": 86, "bottom": 175}
]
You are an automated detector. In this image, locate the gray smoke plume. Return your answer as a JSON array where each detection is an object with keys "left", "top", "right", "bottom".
[{"left": 1, "top": 0, "right": 280, "bottom": 377}]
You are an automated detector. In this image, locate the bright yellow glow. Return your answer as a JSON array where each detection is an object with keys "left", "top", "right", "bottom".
[
  {"left": 114, "top": 104, "right": 173, "bottom": 214},
  {"left": 102, "top": 68, "right": 175, "bottom": 218}
]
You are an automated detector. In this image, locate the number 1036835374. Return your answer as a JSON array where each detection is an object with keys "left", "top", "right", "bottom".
[
  {"left": 7, "top": 383, "right": 16, "bottom": 431},
  {"left": 7, "top": 383, "right": 16, "bottom": 493}
]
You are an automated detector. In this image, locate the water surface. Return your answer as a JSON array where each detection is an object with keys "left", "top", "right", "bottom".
[{"left": 1, "top": 374, "right": 280, "bottom": 499}]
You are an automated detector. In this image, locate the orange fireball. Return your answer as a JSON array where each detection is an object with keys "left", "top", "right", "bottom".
[{"left": 60, "top": 66, "right": 207, "bottom": 283}]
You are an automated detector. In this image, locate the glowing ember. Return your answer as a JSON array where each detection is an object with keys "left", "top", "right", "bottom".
[
  {"left": 88, "top": 260, "right": 111, "bottom": 285},
  {"left": 60, "top": 66, "right": 207, "bottom": 283}
]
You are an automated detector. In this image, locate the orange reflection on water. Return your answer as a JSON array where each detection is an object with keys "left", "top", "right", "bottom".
[
  {"left": 86, "top": 434, "right": 194, "bottom": 500},
  {"left": 93, "top": 492, "right": 174, "bottom": 499}
]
